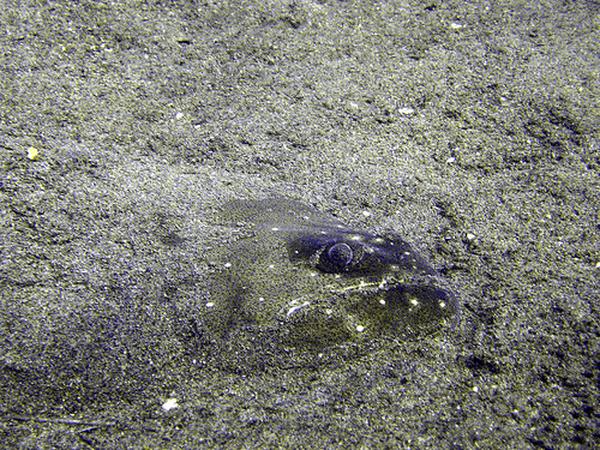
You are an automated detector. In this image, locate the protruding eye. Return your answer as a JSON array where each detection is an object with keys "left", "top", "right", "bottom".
[
  {"left": 318, "top": 242, "right": 354, "bottom": 273},
  {"left": 327, "top": 242, "right": 353, "bottom": 267}
]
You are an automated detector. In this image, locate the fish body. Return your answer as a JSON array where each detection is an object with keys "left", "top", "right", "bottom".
[{"left": 206, "top": 198, "right": 458, "bottom": 349}]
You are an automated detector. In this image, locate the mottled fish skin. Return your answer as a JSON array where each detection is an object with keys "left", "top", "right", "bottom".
[
  {"left": 287, "top": 229, "right": 436, "bottom": 277},
  {"left": 206, "top": 198, "right": 459, "bottom": 351}
]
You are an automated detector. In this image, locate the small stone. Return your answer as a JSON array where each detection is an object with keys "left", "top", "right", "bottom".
[
  {"left": 397, "top": 107, "right": 415, "bottom": 115},
  {"left": 27, "top": 147, "right": 40, "bottom": 161},
  {"left": 162, "top": 398, "right": 179, "bottom": 411}
]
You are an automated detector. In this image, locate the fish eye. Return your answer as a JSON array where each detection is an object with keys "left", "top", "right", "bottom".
[{"left": 322, "top": 242, "right": 354, "bottom": 272}]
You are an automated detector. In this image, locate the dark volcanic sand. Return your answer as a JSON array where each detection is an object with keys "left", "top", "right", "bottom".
[{"left": 1, "top": 1, "right": 597, "bottom": 448}]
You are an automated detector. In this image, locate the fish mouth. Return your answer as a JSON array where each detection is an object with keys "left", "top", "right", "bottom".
[{"left": 276, "top": 279, "right": 459, "bottom": 347}]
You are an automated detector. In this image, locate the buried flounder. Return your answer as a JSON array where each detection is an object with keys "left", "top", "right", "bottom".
[{"left": 203, "top": 198, "right": 459, "bottom": 352}]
